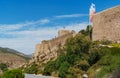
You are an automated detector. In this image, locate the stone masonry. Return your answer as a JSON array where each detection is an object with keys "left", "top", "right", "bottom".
[
  {"left": 92, "top": 6, "right": 120, "bottom": 43},
  {"left": 30, "top": 30, "right": 75, "bottom": 65}
]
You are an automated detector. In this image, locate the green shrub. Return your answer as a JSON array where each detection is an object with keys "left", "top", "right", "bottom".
[
  {"left": 0, "top": 63, "right": 8, "bottom": 71},
  {"left": 88, "top": 47, "right": 101, "bottom": 65},
  {"left": 65, "top": 34, "right": 91, "bottom": 55},
  {"left": 43, "top": 61, "right": 56, "bottom": 75},
  {"left": 79, "top": 60, "right": 90, "bottom": 71},
  {"left": 58, "top": 61, "right": 70, "bottom": 78},
  {"left": 95, "top": 67, "right": 109, "bottom": 78},
  {"left": 95, "top": 47, "right": 120, "bottom": 78},
  {"left": 24, "top": 63, "right": 38, "bottom": 74},
  {"left": 1, "top": 69, "right": 24, "bottom": 78},
  {"left": 111, "top": 43, "right": 120, "bottom": 47}
]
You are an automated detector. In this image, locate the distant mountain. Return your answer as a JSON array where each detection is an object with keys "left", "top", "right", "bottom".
[
  {"left": 0, "top": 47, "right": 31, "bottom": 70},
  {"left": 0, "top": 47, "right": 32, "bottom": 59},
  {"left": 26, "top": 53, "right": 33, "bottom": 58}
]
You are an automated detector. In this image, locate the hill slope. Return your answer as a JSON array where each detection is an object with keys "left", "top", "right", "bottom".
[
  {"left": 42, "top": 34, "right": 120, "bottom": 78},
  {"left": 0, "top": 47, "right": 30, "bottom": 70},
  {"left": 23, "top": 26, "right": 120, "bottom": 78}
]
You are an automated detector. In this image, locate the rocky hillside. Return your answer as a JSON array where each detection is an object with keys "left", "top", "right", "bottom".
[
  {"left": 30, "top": 30, "right": 75, "bottom": 65},
  {"left": 0, "top": 47, "right": 30, "bottom": 70},
  {"left": 23, "top": 26, "right": 120, "bottom": 78},
  {"left": 23, "top": 30, "right": 76, "bottom": 74}
]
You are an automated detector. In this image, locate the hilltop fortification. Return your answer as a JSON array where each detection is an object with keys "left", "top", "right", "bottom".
[
  {"left": 30, "top": 30, "right": 75, "bottom": 65},
  {"left": 92, "top": 6, "right": 120, "bottom": 42}
]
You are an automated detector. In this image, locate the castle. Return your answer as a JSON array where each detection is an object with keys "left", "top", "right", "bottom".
[
  {"left": 30, "top": 30, "right": 75, "bottom": 65},
  {"left": 29, "top": 5, "right": 120, "bottom": 68},
  {"left": 92, "top": 6, "right": 120, "bottom": 43}
]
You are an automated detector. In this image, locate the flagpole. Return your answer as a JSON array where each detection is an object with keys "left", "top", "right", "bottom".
[{"left": 89, "top": 3, "right": 96, "bottom": 40}]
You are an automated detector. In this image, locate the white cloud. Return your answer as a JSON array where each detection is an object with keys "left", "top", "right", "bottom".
[
  {"left": 55, "top": 14, "right": 88, "bottom": 19},
  {"left": 5, "top": 22, "right": 88, "bottom": 39},
  {"left": 0, "top": 18, "right": 88, "bottom": 54},
  {"left": 0, "top": 18, "right": 50, "bottom": 32},
  {"left": 39, "top": 19, "right": 50, "bottom": 24},
  {"left": 0, "top": 24, "right": 24, "bottom": 31}
]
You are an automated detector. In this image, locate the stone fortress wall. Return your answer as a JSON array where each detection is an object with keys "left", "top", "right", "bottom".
[
  {"left": 31, "top": 30, "right": 76, "bottom": 65},
  {"left": 92, "top": 6, "right": 120, "bottom": 43}
]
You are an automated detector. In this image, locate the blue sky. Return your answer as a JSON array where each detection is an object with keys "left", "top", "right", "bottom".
[{"left": 0, "top": 0, "right": 120, "bottom": 54}]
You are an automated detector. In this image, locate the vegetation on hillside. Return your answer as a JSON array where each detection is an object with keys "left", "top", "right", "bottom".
[
  {"left": 0, "top": 48, "right": 30, "bottom": 78},
  {"left": 42, "top": 26, "right": 120, "bottom": 78},
  {"left": 0, "top": 63, "right": 8, "bottom": 72},
  {"left": 0, "top": 69, "right": 24, "bottom": 78},
  {"left": 87, "top": 46, "right": 120, "bottom": 78},
  {"left": 23, "top": 62, "right": 39, "bottom": 74},
  {"left": 43, "top": 33, "right": 99, "bottom": 78},
  {"left": 22, "top": 25, "right": 120, "bottom": 78}
]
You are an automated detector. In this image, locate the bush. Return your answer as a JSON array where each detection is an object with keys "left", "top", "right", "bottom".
[
  {"left": 58, "top": 61, "right": 70, "bottom": 78},
  {"left": 43, "top": 61, "right": 56, "bottom": 75},
  {"left": 0, "top": 63, "right": 8, "bottom": 71},
  {"left": 88, "top": 47, "right": 101, "bottom": 65},
  {"left": 79, "top": 25, "right": 92, "bottom": 36},
  {"left": 24, "top": 63, "right": 38, "bottom": 74},
  {"left": 65, "top": 34, "right": 91, "bottom": 55},
  {"left": 56, "top": 54, "right": 67, "bottom": 69},
  {"left": 79, "top": 60, "right": 90, "bottom": 71},
  {"left": 1, "top": 69, "right": 24, "bottom": 78},
  {"left": 66, "top": 54, "right": 80, "bottom": 65},
  {"left": 95, "top": 47, "right": 120, "bottom": 78}
]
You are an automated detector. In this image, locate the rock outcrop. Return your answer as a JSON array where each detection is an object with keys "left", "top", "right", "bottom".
[
  {"left": 92, "top": 6, "right": 120, "bottom": 42},
  {"left": 30, "top": 30, "right": 75, "bottom": 65}
]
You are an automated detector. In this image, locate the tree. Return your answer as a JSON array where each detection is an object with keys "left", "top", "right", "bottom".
[
  {"left": 79, "top": 25, "right": 92, "bottom": 37},
  {"left": 65, "top": 34, "right": 91, "bottom": 55},
  {"left": 58, "top": 61, "right": 70, "bottom": 78}
]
